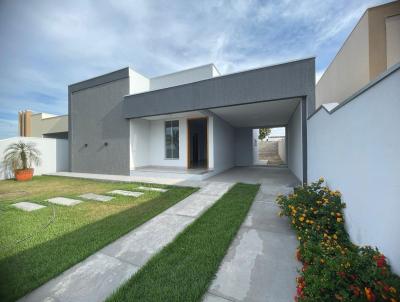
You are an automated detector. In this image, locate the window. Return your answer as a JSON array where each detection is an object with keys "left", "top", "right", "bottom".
[{"left": 165, "top": 120, "right": 179, "bottom": 159}]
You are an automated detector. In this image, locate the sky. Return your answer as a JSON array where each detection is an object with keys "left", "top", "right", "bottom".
[{"left": 0, "top": 0, "right": 392, "bottom": 139}]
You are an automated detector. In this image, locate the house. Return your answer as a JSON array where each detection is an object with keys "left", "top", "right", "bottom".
[
  {"left": 18, "top": 110, "right": 68, "bottom": 139},
  {"left": 68, "top": 59, "right": 315, "bottom": 182},
  {"left": 316, "top": 1, "right": 400, "bottom": 107}
]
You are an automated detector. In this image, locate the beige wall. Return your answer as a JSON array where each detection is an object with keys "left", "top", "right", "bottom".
[
  {"left": 386, "top": 14, "right": 400, "bottom": 68},
  {"left": 316, "top": 13, "right": 370, "bottom": 107},
  {"left": 316, "top": 1, "right": 400, "bottom": 108},
  {"left": 31, "top": 113, "right": 68, "bottom": 137},
  {"left": 368, "top": 2, "right": 400, "bottom": 78}
]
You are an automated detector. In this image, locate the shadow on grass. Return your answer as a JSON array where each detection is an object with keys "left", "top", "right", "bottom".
[{"left": 0, "top": 187, "right": 196, "bottom": 302}]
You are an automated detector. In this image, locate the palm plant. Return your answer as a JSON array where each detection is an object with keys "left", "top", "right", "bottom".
[{"left": 3, "top": 140, "right": 41, "bottom": 172}]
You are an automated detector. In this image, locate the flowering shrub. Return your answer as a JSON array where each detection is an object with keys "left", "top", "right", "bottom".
[{"left": 277, "top": 178, "right": 400, "bottom": 302}]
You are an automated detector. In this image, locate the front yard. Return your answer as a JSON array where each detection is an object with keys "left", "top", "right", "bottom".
[{"left": 0, "top": 176, "right": 196, "bottom": 302}]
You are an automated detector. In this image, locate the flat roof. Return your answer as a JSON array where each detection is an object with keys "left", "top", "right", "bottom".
[{"left": 123, "top": 57, "right": 316, "bottom": 118}]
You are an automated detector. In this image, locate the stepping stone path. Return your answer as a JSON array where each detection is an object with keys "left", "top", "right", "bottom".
[
  {"left": 79, "top": 193, "right": 113, "bottom": 202},
  {"left": 137, "top": 186, "right": 168, "bottom": 193},
  {"left": 47, "top": 197, "right": 82, "bottom": 206},
  {"left": 12, "top": 201, "right": 46, "bottom": 212},
  {"left": 108, "top": 190, "right": 144, "bottom": 197}
]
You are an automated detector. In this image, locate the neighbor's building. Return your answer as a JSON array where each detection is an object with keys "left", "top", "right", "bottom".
[
  {"left": 18, "top": 110, "right": 68, "bottom": 139},
  {"left": 316, "top": 1, "right": 400, "bottom": 108}
]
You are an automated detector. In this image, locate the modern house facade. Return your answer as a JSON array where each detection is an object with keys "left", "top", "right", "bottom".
[
  {"left": 18, "top": 110, "right": 68, "bottom": 139},
  {"left": 69, "top": 59, "right": 315, "bottom": 182},
  {"left": 316, "top": 1, "right": 400, "bottom": 107}
]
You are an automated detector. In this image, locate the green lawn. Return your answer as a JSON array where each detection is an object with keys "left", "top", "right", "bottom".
[
  {"left": 0, "top": 176, "right": 197, "bottom": 302},
  {"left": 107, "top": 183, "right": 260, "bottom": 302}
]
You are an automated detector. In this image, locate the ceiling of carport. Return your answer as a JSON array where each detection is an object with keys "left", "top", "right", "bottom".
[{"left": 210, "top": 98, "right": 300, "bottom": 128}]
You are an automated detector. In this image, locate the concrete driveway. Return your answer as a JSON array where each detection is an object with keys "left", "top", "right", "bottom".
[
  {"left": 207, "top": 166, "right": 299, "bottom": 185},
  {"left": 204, "top": 167, "right": 301, "bottom": 302}
]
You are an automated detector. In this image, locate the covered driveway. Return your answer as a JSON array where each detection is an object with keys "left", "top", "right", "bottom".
[{"left": 124, "top": 58, "right": 315, "bottom": 183}]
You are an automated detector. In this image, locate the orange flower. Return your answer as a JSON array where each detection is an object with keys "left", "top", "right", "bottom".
[{"left": 365, "top": 287, "right": 376, "bottom": 302}]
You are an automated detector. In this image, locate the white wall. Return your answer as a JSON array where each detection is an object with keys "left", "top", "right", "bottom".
[
  {"left": 130, "top": 115, "right": 214, "bottom": 169},
  {"left": 308, "top": 65, "right": 400, "bottom": 274},
  {"left": 278, "top": 139, "right": 286, "bottom": 163},
  {"left": 150, "top": 64, "right": 217, "bottom": 91},
  {"left": 148, "top": 118, "right": 188, "bottom": 167},
  {"left": 130, "top": 119, "right": 150, "bottom": 169},
  {"left": 287, "top": 104, "right": 303, "bottom": 181},
  {"left": 129, "top": 69, "right": 150, "bottom": 94},
  {"left": 0, "top": 137, "right": 69, "bottom": 180},
  {"left": 213, "top": 115, "right": 235, "bottom": 173}
]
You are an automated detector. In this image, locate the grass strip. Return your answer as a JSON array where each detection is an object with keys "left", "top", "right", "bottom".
[
  {"left": 107, "top": 183, "right": 260, "bottom": 302},
  {"left": 0, "top": 176, "right": 196, "bottom": 302}
]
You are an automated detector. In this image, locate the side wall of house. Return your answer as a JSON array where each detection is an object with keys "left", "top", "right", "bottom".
[
  {"left": 69, "top": 76, "right": 130, "bottom": 175},
  {"left": 130, "top": 119, "right": 150, "bottom": 169},
  {"left": 234, "top": 128, "right": 253, "bottom": 166},
  {"left": 308, "top": 65, "right": 400, "bottom": 274},
  {"left": 287, "top": 103, "right": 303, "bottom": 182}
]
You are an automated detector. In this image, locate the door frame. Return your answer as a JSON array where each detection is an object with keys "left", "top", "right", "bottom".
[{"left": 187, "top": 117, "right": 208, "bottom": 169}]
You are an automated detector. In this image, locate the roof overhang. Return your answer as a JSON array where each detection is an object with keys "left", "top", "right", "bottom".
[
  {"left": 123, "top": 57, "right": 315, "bottom": 119},
  {"left": 209, "top": 98, "right": 300, "bottom": 128}
]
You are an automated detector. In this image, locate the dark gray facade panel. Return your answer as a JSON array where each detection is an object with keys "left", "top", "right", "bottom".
[
  {"left": 69, "top": 77, "right": 130, "bottom": 175},
  {"left": 123, "top": 58, "right": 315, "bottom": 119},
  {"left": 69, "top": 68, "right": 130, "bottom": 93}
]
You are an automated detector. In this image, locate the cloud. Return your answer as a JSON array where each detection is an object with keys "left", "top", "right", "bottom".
[{"left": 0, "top": 0, "right": 392, "bottom": 139}]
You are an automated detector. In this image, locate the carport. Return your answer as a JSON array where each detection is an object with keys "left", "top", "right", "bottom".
[{"left": 124, "top": 58, "right": 315, "bottom": 183}]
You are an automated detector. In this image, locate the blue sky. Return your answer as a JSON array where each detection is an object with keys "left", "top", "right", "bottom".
[{"left": 0, "top": 0, "right": 391, "bottom": 139}]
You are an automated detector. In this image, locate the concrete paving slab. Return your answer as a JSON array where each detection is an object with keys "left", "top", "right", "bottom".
[
  {"left": 203, "top": 293, "right": 232, "bottom": 302},
  {"left": 165, "top": 193, "right": 219, "bottom": 217},
  {"left": 254, "top": 183, "right": 293, "bottom": 202},
  {"left": 198, "top": 182, "right": 232, "bottom": 197},
  {"left": 101, "top": 213, "right": 194, "bottom": 266},
  {"left": 47, "top": 197, "right": 82, "bottom": 206},
  {"left": 137, "top": 186, "right": 168, "bottom": 192},
  {"left": 79, "top": 193, "right": 113, "bottom": 202},
  {"left": 18, "top": 253, "right": 138, "bottom": 302},
  {"left": 108, "top": 190, "right": 144, "bottom": 197},
  {"left": 243, "top": 202, "right": 293, "bottom": 234},
  {"left": 207, "top": 228, "right": 299, "bottom": 302},
  {"left": 12, "top": 202, "right": 46, "bottom": 212}
]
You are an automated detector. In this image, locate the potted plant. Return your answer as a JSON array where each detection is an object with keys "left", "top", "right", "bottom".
[{"left": 3, "top": 140, "right": 41, "bottom": 181}]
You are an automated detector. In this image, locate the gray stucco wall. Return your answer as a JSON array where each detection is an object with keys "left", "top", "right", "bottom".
[
  {"left": 124, "top": 58, "right": 315, "bottom": 118},
  {"left": 308, "top": 63, "right": 400, "bottom": 274},
  {"left": 69, "top": 74, "right": 130, "bottom": 175},
  {"left": 234, "top": 128, "right": 253, "bottom": 166},
  {"left": 287, "top": 103, "right": 303, "bottom": 182}
]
